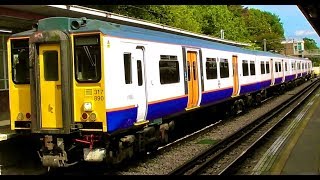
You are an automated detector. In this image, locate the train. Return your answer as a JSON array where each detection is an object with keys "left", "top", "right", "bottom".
[{"left": 7, "top": 16, "right": 313, "bottom": 168}]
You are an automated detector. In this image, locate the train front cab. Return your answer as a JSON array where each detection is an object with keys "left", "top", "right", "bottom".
[
  {"left": 27, "top": 28, "right": 106, "bottom": 167},
  {"left": 8, "top": 36, "right": 32, "bottom": 132}
]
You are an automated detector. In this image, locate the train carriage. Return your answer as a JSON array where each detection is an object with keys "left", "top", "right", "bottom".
[
  {"left": 8, "top": 30, "right": 34, "bottom": 131},
  {"left": 7, "top": 16, "right": 312, "bottom": 168}
]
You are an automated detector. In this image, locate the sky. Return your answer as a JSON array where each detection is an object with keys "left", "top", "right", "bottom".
[{"left": 243, "top": 5, "right": 320, "bottom": 47}]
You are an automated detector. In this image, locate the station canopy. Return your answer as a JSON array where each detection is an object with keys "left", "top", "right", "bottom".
[{"left": 298, "top": 5, "right": 320, "bottom": 37}]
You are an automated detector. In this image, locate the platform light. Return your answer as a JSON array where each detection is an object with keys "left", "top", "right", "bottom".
[
  {"left": 0, "top": 29, "right": 12, "bottom": 33},
  {"left": 47, "top": 5, "right": 68, "bottom": 9}
]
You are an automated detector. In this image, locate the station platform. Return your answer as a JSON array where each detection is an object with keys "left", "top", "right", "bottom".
[
  {"left": 252, "top": 86, "right": 320, "bottom": 175},
  {"left": 0, "top": 120, "right": 15, "bottom": 142}
]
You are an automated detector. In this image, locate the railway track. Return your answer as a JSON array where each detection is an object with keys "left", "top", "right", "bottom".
[{"left": 168, "top": 79, "right": 320, "bottom": 175}]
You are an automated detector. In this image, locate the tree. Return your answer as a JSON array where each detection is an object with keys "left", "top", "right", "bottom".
[
  {"left": 302, "top": 37, "right": 320, "bottom": 66},
  {"left": 198, "top": 5, "right": 249, "bottom": 42},
  {"left": 83, "top": 5, "right": 286, "bottom": 50},
  {"left": 242, "top": 9, "right": 285, "bottom": 52},
  {"left": 303, "top": 37, "right": 319, "bottom": 50}
]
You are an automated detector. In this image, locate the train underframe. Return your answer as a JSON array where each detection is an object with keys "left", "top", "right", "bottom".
[
  {"left": 36, "top": 75, "right": 312, "bottom": 168},
  {"left": 37, "top": 120, "right": 175, "bottom": 168}
]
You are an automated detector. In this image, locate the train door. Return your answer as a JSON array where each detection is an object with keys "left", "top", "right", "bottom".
[
  {"left": 282, "top": 59, "right": 285, "bottom": 82},
  {"left": 270, "top": 59, "right": 275, "bottom": 85},
  {"left": 296, "top": 61, "right": 299, "bottom": 78},
  {"left": 39, "top": 44, "right": 62, "bottom": 129},
  {"left": 132, "top": 46, "right": 147, "bottom": 123},
  {"left": 293, "top": 61, "right": 297, "bottom": 78},
  {"left": 186, "top": 51, "right": 200, "bottom": 109},
  {"left": 232, "top": 55, "right": 240, "bottom": 97}
]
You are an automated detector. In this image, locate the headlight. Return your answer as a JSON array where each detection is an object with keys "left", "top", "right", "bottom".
[
  {"left": 89, "top": 113, "right": 96, "bottom": 121},
  {"left": 83, "top": 102, "right": 92, "bottom": 112}
]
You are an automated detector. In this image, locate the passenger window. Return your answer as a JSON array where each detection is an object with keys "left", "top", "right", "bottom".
[
  {"left": 137, "top": 60, "right": 143, "bottom": 86},
  {"left": 159, "top": 55, "right": 180, "bottom": 84},
  {"left": 260, "top": 61, "right": 265, "bottom": 74},
  {"left": 123, "top": 53, "right": 132, "bottom": 84},
  {"left": 266, "top": 61, "right": 270, "bottom": 73},
  {"left": 74, "top": 35, "right": 101, "bottom": 82},
  {"left": 220, "top": 58, "right": 229, "bottom": 78},
  {"left": 285, "top": 62, "right": 288, "bottom": 71},
  {"left": 279, "top": 62, "right": 282, "bottom": 72},
  {"left": 242, "top": 60, "right": 249, "bottom": 76},
  {"left": 187, "top": 62, "right": 190, "bottom": 81},
  {"left": 250, "top": 60, "right": 255, "bottom": 75},
  {"left": 292, "top": 62, "right": 295, "bottom": 70},
  {"left": 206, "top": 58, "right": 217, "bottom": 79},
  {"left": 44, "top": 51, "right": 58, "bottom": 81}
]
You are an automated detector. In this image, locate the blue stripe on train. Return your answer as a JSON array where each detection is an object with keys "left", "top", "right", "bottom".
[
  {"left": 274, "top": 77, "right": 282, "bottom": 85},
  {"left": 200, "top": 88, "right": 233, "bottom": 106},
  {"left": 107, "top": 107, "right": 137, "bottom": 132},
  {"left": 106, "top": 97, "right": 188, "bottom": 132},
  {"left": 285, "top": 74, "right": 295, "bottom": 81},
  {"left": 146, "top": 96, "right": 188, "bottom": 121},
  {"left": 240, "top": 80, "right": 271, "bottom": 95}
]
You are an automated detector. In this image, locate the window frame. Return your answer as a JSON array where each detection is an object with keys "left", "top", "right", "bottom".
[
  {"left": 266, "top": 61, "right": 270, "bottom": 74},
  {"left": 10, "top": 38, "right": 30, "bottom": 85},
  {"left": 123, "top": 52, "right": 132, "bottom": 84},
  {"left": 159, "top": 55, "right": 180, "bottom": 85},
  {"left": 206, "top": 57, "right": 218, "bottom": 80},
  {"left": 219, "top": 58, "right": 229, "bottom": 78},
  {"left": 242, "top": 60, "right": 249, "bottom": 76},
  {"left": 250, "top": 60, "right": 256, "bottom": 76},
  {"left": 260, "top": 61, "right": 265, "bottom": 74},
  {"left": 74, "top": 34, "right": 102, "bottom": 83}
]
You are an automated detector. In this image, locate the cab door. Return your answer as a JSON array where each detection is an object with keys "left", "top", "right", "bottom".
[{"left": 39, "top": 44, "right": 62, "bottom": 129}]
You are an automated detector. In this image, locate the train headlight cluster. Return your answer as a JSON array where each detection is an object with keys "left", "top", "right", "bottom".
[{"left": 83, "top": 102, "right": 92, "bottom": 112}]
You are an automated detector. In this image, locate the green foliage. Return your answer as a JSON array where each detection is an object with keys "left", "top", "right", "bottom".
[
  {"left": 242, "top": 9, "right": 285, "bottom": 52},
  {"left": 84, "top": 5, "right": 318, "bottom": 56},
  {"left": 198, "top": 5, "right": 249, "bottom": 42},
  {"left": 303, "top": 37, "right": 319, "bottom": 50}
]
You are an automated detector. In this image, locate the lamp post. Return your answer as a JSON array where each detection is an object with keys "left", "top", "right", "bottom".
[
  {"left": 263, "top": 39, "right": 266, "bottom": 51},
  {"left": 220, "top": 29, "right": 224, "bottom": 39}
]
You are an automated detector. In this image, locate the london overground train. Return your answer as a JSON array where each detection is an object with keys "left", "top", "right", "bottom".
[{"left": 7, "top": 16, "right": 312, "bottom": 168}]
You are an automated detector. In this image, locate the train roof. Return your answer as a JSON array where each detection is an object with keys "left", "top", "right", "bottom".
[
  {"left": 12, "top": 16, "right": 310, "bottom": 62},
  {"left": 10, "top": 29, "right": 35, "bottom": 38}
]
